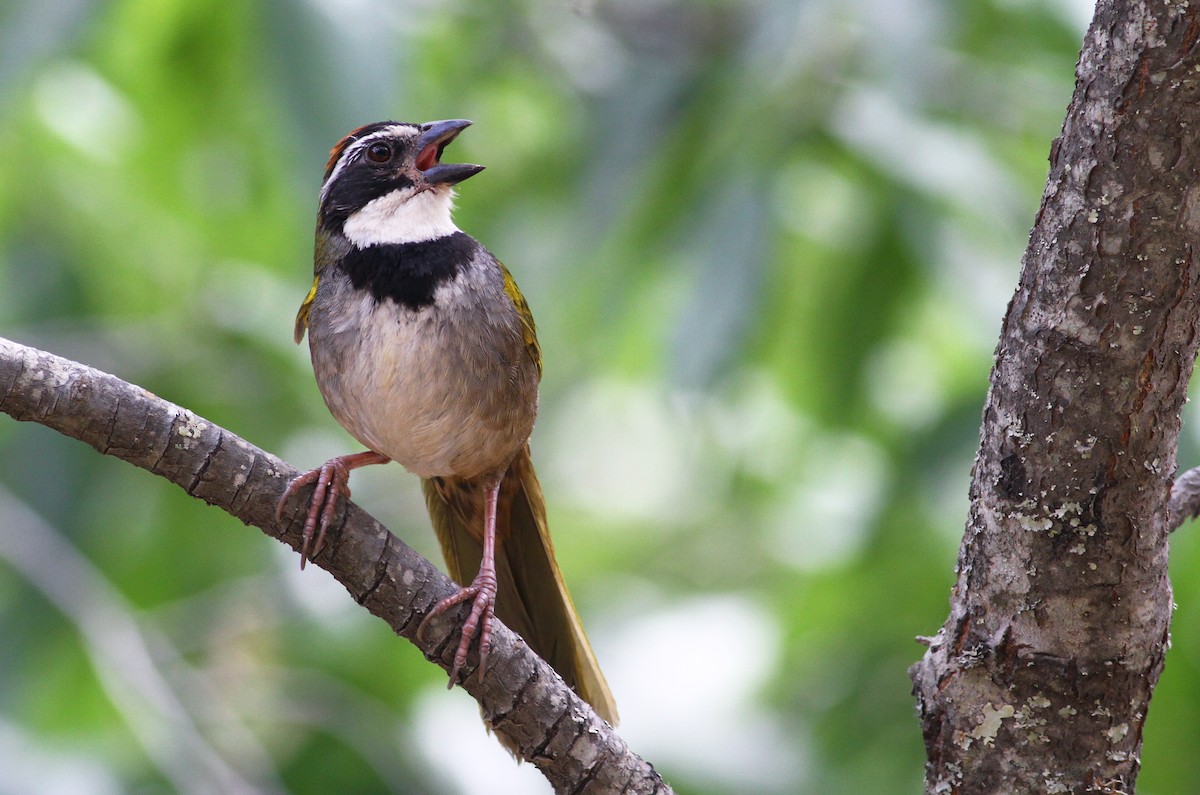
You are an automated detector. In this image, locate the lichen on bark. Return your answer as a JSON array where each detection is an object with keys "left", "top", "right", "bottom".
[{"left": 911, "top": 1, "right": 1200, "bottom": 792}]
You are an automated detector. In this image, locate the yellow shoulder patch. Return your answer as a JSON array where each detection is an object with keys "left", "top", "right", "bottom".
[
  {"left": 293, "top": 275, "right": 319, "bottom": 344},
  {"left": 500, "top": 263, "right": 541, "bottom": 376}
]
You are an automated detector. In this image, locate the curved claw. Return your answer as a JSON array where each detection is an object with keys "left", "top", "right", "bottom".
[
  {"left": 284, "top": 460, "right": 352, "bottom": 569},
  {"left": 418, "top": 570, "right": 499, "bottom": 686},
  {"left": 275, "top": 451, "right": 390, "bottom": 569}
]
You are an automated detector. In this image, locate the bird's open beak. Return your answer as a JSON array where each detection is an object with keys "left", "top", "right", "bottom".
[{"left": 416, "top": 119, "right": 485, "bottom": 185}]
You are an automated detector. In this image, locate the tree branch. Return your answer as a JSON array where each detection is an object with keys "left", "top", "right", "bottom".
[
  {"left": 1169, "top": 466, "right": 1200, "bottom": 532},
  {"left": 0, "top": 335, "right": 670, "bottom": 795},
  {"left": 910, "top": 1, "right": 1200, "bottom": 792}
]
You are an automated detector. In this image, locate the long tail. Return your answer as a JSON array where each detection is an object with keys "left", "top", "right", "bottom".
[{"left": 422, "top": 445, "right": 619, "bottom": 725}]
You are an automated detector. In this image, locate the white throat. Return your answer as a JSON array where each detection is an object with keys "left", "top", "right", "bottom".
[{"left": 342, "top": 187, "right": 460, "bottom": 246}]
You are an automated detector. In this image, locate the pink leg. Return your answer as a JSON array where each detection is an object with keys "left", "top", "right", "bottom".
[
  {"left": 418, "top": 474, "right": 502, "bottom": 686},
  {"left": 276, "top": 451, "right": 390, "bottom": 569}
]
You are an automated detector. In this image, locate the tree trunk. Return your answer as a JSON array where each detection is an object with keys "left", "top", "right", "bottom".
[{"left": 910, "top": 1, "right": 1200, "bottom": 792}]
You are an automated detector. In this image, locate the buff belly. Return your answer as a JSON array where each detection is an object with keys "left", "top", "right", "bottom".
[{"left": 306, "top": 268, "right": 538, "bottom": 480}]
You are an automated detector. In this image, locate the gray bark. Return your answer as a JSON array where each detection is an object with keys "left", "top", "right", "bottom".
[
  {"left": 0, "top": 336, "right": 670, "bottom": 795},
  {"left": 910, "top": 1, "right": 1200, "bottom": 792}
]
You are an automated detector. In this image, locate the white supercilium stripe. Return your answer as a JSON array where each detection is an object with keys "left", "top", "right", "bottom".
[{"left": 319, "top": 124, "right": 415, "bottom": 206}]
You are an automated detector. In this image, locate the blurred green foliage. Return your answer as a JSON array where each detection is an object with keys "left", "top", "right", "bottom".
[{"left": 3, "top": 0, "right": 1200, "bottom": 793}]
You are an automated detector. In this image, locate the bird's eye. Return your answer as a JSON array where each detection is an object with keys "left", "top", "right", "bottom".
[{"left": 366, "top": 142, "right": 392, "bottom": 163}]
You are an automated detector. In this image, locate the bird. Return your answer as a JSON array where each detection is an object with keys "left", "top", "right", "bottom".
[{"left": 276, "top": 119, "right": 618, "bottom": 726}]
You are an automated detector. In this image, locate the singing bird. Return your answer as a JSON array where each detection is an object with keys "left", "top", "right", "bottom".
[{"left": 277, "top": 119, "right": 618, "bottom": 725}]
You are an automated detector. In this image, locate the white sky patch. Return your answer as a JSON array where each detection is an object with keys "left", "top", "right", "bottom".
[
  {"left": 32, "top": 61, "right": 139, "bottom": 162},
  {"left": 707, "top": 371, "right": 809, "bottom": 482},
  {"left": 204, "top": 261, "right": 305, "bottom": 350},
  {"left": 832, "top": 84, "right": 1022, "bottom": 224},
  {"left": 866, "top": 338, "right": 946, "bottom": 430},
  {"left": 413, "top": 690, "right": 553, "bottom": 795},
  {"left": 527, "top": 4, "right": 628, "bottom": 93},
  {"left": 1176, "top": 398, "right": 1200, "bottom": 472},
  {"left": 418, "top": 594, "right": 805, "bottom": 791},
  {"left": 0, "top": 716, "right": 122, "bottom": 795},
  {"left": 303, "top": 0, "right": 426, "bottom": 35},
  {"left": 930, "top": 217, "right": 1027, "bottom": 341},
  {"left": 275, "top": 541, "right": 368, "bottom": 625},
  {"left": 543, "top": 379, "right": 714, "bottom": 525},
  {"left": 769, "top": 432, "right": 887, "bottom": 571},
  {"left": 604, "top": 594, "right": 804, "bottom": 792},
  {"left": 1061, "top": 0, "right": 1096, "bottom": 30},
  {"left": 1033, "top": 0, "right": 1095, "bottom": 32},
  {"left": 773, "top": 159, "right": 873, "bottom": 249}
]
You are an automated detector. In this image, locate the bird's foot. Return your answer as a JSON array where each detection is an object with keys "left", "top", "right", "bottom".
[
  {"left": 418, "top": 569, "right": 499, "bottom": 686},
  {"left": 276, "top": 451, "right": 389, "bottom": 568}
]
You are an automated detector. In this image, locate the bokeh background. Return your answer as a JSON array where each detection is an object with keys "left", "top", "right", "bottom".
[{"left": 3, "top": 0, "right": 1199, "bottom": 792}]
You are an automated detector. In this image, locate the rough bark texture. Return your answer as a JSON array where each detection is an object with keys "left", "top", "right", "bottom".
[
  {"left": 0, "top": 336, "right": 671, "bottom": 795},
  {"left": 910, "top": 2, "right": 1200, "bottom": 793}
]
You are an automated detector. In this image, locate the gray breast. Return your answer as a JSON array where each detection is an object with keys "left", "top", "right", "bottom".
[{"left": 306, "top": 254, "right": 539, "bottom": 479}]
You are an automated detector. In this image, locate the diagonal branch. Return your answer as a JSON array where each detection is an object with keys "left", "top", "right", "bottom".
[{"left": 0, "top": 335, "right": 670, "bottom": 795}]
